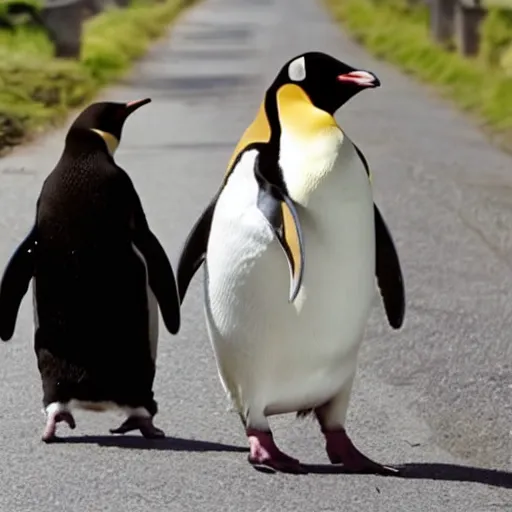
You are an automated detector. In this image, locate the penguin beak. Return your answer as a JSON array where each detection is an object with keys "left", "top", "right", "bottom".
[
  {"left": 337, "top": 71, "right": 380, "bottom": 88},
  {"left": 124, "top": 98, "right": 152, "bottom": 115}
]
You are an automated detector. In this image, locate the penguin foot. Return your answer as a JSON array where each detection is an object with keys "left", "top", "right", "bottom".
[
  {"left": 109, "top": 416, "right": 165, "bottom": 439},
  {"left": 41, "top": 411, "right": 76, "bottom": 443},
  {"left": 323, "top": 428, "right": 399, "bottom": 476},
  {"left": 247, "top": 429, "right": 306, "bottom": 474}
]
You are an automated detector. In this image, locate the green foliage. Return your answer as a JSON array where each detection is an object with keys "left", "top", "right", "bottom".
[
  {"left": 0, "top": 0, "right": 192, "bottom": 153},
  {"left": 0, "top": 0, "right": 43, "bottom": 16},
  {"left": 500, "top": 43, "right": 512, "bottom": 75},
  {"left": 480, "top": 7, "right": 512, "bottom": 66},
  {"left": 82, "top": 1, "right": 179, "bottom": 83},
  {"left": 0, "top": 0, "right": 43, "bottom": 28},
  {"left": 325, "top": 0, "right": 512, "bottom": 146},
  {"left": 0, "top": 23, "right": 51, "bottom": 54}
]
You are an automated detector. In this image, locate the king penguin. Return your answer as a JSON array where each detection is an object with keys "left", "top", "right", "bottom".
[
  {"left": 177, "top": 52, "right": 405, "bottom": 474},
  {"left": 0, "top": 99, "right": 181, "bottom": 442}
]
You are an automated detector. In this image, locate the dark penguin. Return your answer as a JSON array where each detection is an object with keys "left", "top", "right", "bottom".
[{"left": 0, "top": 99, "right": 181, "bottom": 442}]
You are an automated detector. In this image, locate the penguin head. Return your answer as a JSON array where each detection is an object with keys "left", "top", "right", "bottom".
[
  {"left": 273, "top": 52, "right": 380, "bottom": 114},
  {"left": 65, "top": 98, "right": 151, "bottom": 156}
]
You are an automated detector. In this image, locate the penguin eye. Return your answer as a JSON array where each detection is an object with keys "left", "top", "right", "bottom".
[{"left": 288, "top": 56, "right": 306, "bottom": 82}]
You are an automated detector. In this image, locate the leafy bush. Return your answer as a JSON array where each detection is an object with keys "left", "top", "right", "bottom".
[
  {"left": 0, "top": 0, "right": 44, "bottom": 29},
  {"left": 480, "top": 7, "right": 512, "bottom": 66},
  {"left": 0, "top": 0, "right": 191, "bottom": 153},
  {"left": 326, "top": 0, "right": 512, "bottom": 147},
  {"left": 500, "top": 43, "right": 512, "bottom": 75}
]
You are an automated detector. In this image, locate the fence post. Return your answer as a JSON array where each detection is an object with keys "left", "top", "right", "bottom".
[
  {"left": 83, "top": 0, "right": 118, "bottom": 15},
  {"left": 454, "top": 0, "right": 487, "bottom": 56},
  {"left": 41, "top": 0, "right": 85, "bottom": 58},
  {"left": 429, "top": 0, "right": 457, "bottom": 46}
]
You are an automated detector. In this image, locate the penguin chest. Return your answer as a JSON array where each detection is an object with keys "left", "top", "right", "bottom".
[{"left": 204, "top": 140, "right": 376, "bottom": 413}]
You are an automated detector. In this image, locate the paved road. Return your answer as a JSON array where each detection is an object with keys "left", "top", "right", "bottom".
[{"left": 0, "top": 0, "right": 510, "bottom": 510}]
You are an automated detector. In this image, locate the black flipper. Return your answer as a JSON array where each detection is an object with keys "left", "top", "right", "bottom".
[
  {"left": 254, "top": 168, "right": 305, "bottom": 303},
  {"left": 374, "top": 204, "right": 405, "bottom": 329},
  {"left": 130, "top": 191, "right": 181, "bottom": 335},
  {"left": 352, "top": 140, "right": 405, "bottom": 327},
  {"left": 176, "top": 195, "right": 218, "bottom": 304},
  {"left": 0, "top": 225, "right": 38, "bottom": 341},
  {"left": 353, "top": 142, "right": 371, "bottom": 180}
]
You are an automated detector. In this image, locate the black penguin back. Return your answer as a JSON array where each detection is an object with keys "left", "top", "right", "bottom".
[{"left": 33, "top": 138, "right": 157, "bottom": 412}]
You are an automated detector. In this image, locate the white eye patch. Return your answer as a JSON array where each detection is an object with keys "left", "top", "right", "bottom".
[{"left": 288, "top": 56, "right": 306, "bottom": 82}]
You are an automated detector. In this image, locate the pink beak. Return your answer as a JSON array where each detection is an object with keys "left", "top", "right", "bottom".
[
  {"left": 125, "top": 98, "right": 152, "bottom": 114},
  {"left": 337, "top": 71, "right": 380, "bottom": 87}
]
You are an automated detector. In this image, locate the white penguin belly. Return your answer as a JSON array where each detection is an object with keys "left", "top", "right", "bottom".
[{"left": 204, "top": 143, "right": 376, "bottom": 416}]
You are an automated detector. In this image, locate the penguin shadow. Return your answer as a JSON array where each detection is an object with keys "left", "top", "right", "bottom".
[
  {"left": 57, "top": 434, "right": 249, "bottom": 453},
  {"left": 396, "top": 462, "right": 512, "bottom": 489},
  {"left": 52, "top": 435, "right": 512, "bottom": 488},
  {"left": 302, "top": 462, "right": 512, "bottom": 489}
]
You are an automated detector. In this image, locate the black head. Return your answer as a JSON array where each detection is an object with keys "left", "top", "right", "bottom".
[
  {"left": 271, "top": 52, "right": 380, "bottom": 114},
  {"left": 65, "top": 98, "right": 151, "bottom": 155}
]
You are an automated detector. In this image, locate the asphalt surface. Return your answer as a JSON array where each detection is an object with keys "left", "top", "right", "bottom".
[{"left": 0, "top": 0, "right": 511, "bottom": 510}]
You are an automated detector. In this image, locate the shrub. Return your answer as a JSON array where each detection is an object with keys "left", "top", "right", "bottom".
[
  {"left": 0, "top": 0, "right": 191, "bottom": 153},
  {"left": 326, "top": 0, "right": 512, "bottom": 147}
]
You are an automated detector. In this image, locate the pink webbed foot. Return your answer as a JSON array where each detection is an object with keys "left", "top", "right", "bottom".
[
  {"left": 323, "top": 428, "right": 399, "bottom": 476},
  {"left": 109, "top": 416, "right": 165, "bottom": 439},
  {"left": 42, "top": 410, "right": 76, "bottom": 443},
  {"left": 247, "top": 429, "right": 306, "bottom": 474}
]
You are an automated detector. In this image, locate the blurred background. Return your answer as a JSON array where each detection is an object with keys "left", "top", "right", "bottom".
[
  {"left": 0, "top": 0, "right": 510, "bottom": 510},
  {"left": 1, "top": 0, "right": 511, "bottom": 154},
  {"left": 0, "top": 0, "right": 194, "bottom": 153}
]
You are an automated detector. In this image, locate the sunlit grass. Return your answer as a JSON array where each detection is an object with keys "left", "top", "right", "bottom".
[
  {"left": 0, "top": 0, "right": 193, "bottom": 152},
  {"left": 325, "top": 0, "right": 512, "bottom": 147}
]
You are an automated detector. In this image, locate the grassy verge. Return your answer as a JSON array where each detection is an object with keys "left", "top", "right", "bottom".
[
  {"left": 325, "top": 0, "right": 512, "bottom": 150},
  {"left": 0, "top": 0, "right": 195, "bottom": 154}
]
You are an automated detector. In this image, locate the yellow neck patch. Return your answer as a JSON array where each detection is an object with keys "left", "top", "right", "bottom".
[
  {"left": 221, "top": 84, "right": 373, "bottom": 188},
  {"left": 90, "top": 129, "right": 119, "bottom": 156},
  {"left": 223, "top": 85, "right": 336, "bottom": 180},
  {"left": 224, "top": 101, "right": 271, "bottom": 180},
  {"left": 277, "top": 84, "right": 373, "bottom": 184},
  {"left": 276, "top": 84, "right": 338, "bottom": 139}
]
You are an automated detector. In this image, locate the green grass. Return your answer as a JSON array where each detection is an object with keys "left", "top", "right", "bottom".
[
  {"left": 0, "top": 0, "right": 195, "bottom": 153},
  {"left": 485, "top": 0, "right": 512, "bottom": 7},
  {"left": 325, "top": 0, "right": 512, "bottom": 150}
]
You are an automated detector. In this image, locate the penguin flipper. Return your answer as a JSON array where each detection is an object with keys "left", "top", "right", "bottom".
[
  {"left": 176, "top": 195, "right": 218, "bottom": 303},
  {"left": 254, "top": 169, "right": 305, "bottom": 303},
  {"left": 374, "top": 204, "right": 405, "bottom": 329},
  {"left": 130, "top": 194, "right": 181, "bottom": 335},
  {"left": 353, "top": 142, "right": 371, "bottom": 182},
  {"left": 352, "top": 141, "right": 404, "bottom": 326},
  {"left": 0, "top": 225, "right": 37, "bottom": 341}
]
